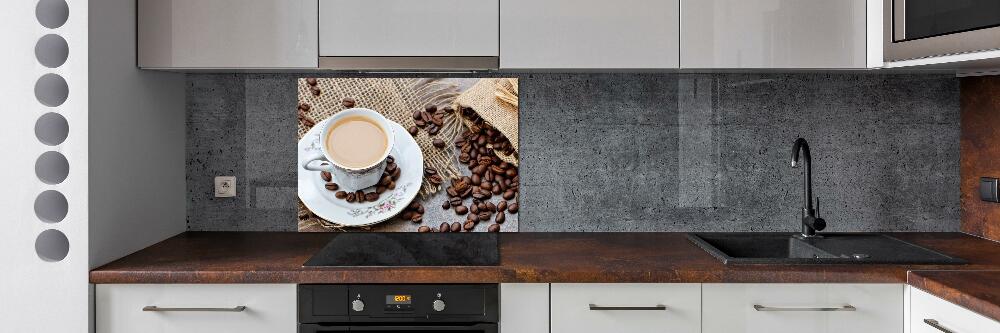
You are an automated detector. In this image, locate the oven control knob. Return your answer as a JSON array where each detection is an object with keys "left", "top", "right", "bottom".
[
  {"left": 351, "top": 299, "right": 365, "bottom": 312},
  {"left": 432, "top": 299, "right": 446, "bottom": 312}
]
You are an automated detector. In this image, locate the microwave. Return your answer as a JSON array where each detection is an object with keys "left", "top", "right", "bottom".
[{"left": 884, "top": 0, "right": 1000, "bottom": 62}]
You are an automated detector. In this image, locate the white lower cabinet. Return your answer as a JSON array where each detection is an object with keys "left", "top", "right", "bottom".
[
  {"left": 96, "top": 284, "right": 297, "bottom": 333},
  {"left": 500, "top": 283, "right": 549, "bottom": 333},
  {"left": 551, "top": 283, "right": 701, "bottom": 333},
  {"left": 702, "top": 283, "right": 904, "bottom": 333},
  {"left": 910, "top": 286, "right": 1000, "bottom": 333}
]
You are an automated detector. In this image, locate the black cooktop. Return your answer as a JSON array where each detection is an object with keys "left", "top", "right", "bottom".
[{"left": 303, "top": 233, "right": 500, "bottom": 266}]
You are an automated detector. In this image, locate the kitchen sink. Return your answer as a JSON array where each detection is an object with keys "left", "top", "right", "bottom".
[{"left": 687, "top": 233, "right": 966, "bottom": 265}]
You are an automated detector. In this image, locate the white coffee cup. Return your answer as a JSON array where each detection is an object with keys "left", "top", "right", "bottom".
[{"left": 302, "top": 108, "right": 395, "bottom": 191}]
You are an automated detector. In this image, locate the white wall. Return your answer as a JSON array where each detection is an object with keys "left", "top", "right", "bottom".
[
  {"left": 88, "top": 0, "right": 186, "bottom": 269},
  {"left": 0, "top": 0, "right": 89, "bottom": 331}
]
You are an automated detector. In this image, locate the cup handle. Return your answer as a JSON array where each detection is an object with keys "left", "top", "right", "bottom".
[{"left": 301, "top": 150, "right": 335, "bottom": 172}]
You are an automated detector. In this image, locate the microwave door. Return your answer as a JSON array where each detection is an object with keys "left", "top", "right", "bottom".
[{"left": 885, "top": 0, "right": 1000, "bottom": 61}]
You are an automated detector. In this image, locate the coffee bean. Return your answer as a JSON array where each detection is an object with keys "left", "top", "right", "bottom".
[
  {"left": 470, "top": 204, "right": 479, "bottom": 214},
  {"left": 298, "top": 103, "right": 311, "bottom": 112},
  {"left": 478, "top": 202, "right": 487, "bottom": 211},
  {"left": 503, "top": 190, "right": 515, "bottom": 200},
  {"left": 428, "top": 126, "right": 439, "bottom": 135},
  {"left": 408, "top": 126, "right": 418, "bottom": 136},
  {"left": 440, "top": 222, "right": 450, "bottom": 232},
  {"left": 431, "top": 115, "right": 443, "bottom": 127},
  {"left": 425, "top": 105, "right": 437, "bottom": 113},
  {"left": 376, "top": 186, "right": 386, "bottom": 194},
  {"left": 508, "top": 202, "right": 519, "bottom": 213},
  {"left": 450, "top": 222, "right": 462, "bottom": 232},
  {"left": 486, "top": 201, "right": 496, "bottom": 212},
  {"left": 428, "top": 174, "right": 443, "bottom": 185},
  {"left": 402, "top": 211, "right": 414, "bottom": 220},
  {"left": 346, "top": 192, "right": 357, "bottom": 202},
  {"left": 490, "top": 165, "right": 504, "bottom": 174},
  {"left": 478, "top": 212, "right": 490, "bottom": 221},
  {"left": 412, "top": 109, "right": 423, "bottom": 120},
  {"left": 391, "top": 167, "right": 401, "bottom": 180},
  {"left": 506, "top": 168, "right": 518, "bottom": 177},
  {"left": 387, "top": 155, "right": 395, "bottom": 164},
  {"left": 385, "top": 162, "right": 397, "bottom": 173},
  {"left": 325, "top": 183, "right": 339, "bottom": 191},
  {"left": 365, "top": 192, "right": 379, "bottom": 202},
  {"left": 420, "top": 111, "right": 432, "bottom": 122},
  {"left": 488, "top": 223, "right": 500, "bottom": 232},
  {"left": 454, "top": 205, "right": 468, "bottom": 215},
  {"left": 468, "top": 213, "right": 479, "bottom": 223},
  {"left": 495, "top": 211, "right": 505, "bottom": 224},
  {"left": 433, "top": 138, "right": 446, "bottom": 148},
  {"left": 341, "top": 97, "right": 356, "bottom": 108},
  {"left": 310, "top": 86, "right": 321, "bottom": 96},
  {"left": 320, "top": 171, "right": 332, "bottom": 182},
  {"left": 417, "top": 205, "right": 424, "bottom": 214},
  {"left": 334, "top": 191, "right": 348, "bottom": 199},
  {"left": 442, "top": 200, "right": 451, "bottom": 210},
  {"left": 497, "top": 200, "right": 507, "bottom": 212},
  {"left": 306, "top": 78, "right": 318, "bottom": 86},
  {"left": 463, "top": 220, "right": 475, "bottom": 231},
  {"left": 415, "top": 119, "right": 426, "bottom": 127},
  {"left": 459, "top": 154, "right": 470, "bottom": 163},
  {"left": 492, "top": 186, "right": 502, "bottom": 195},
  {"left": 410, "top": 213, "right": 422, "bottom": 223},
  {"left": 379, "top": 175, "right": 391, "bottom": 186},
  {"left": 447, "top": 187, "right": 459, "bottom": 197},
  {"left": 388, "top": 181, "right": 396, "bottom": 190},
  {"left": 471, "top": 174, "right": 481, "bottom": 185},
  {"left": 418, "top": 226, "right": 430, "bottom": 232},
  {"left": 472, "top": 165, "right": 487, "bottom": 175}
]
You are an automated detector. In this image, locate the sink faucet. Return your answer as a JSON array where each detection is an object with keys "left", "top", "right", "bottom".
[{"left": 791, "top": 138, "right": 826, "bottom": 238}]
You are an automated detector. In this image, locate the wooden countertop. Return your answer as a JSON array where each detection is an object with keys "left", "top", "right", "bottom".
[
  {"left": 91, "top": 232, "right": 1000, "bottom": 284},
  {"left": 908, "top": 270, "right": 1000, "bottom": 322},
  {"left": 90, "top": 232, "right": 1000, "bottom": 321}
]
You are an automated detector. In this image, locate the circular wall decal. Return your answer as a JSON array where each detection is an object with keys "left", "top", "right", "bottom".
[
  {"left": 35, "top": 112, "right": 69, "bottom": 146},
  {"left": 34, "top": 73, "right": 69, "bottom": 107},
  {"left": 35, "top": 151, "right": 69, "bottom": 185},
  {"left": 35, "top": 229, "right": 69, "bottom": 262},
  {"left": 35, "top": 34, "right": 69, "bottom": 68},
  {"left": 34, "top": 190, "right": 68, "bottom": 223},
  {"left": 36, "top": 0, "right": 69, "bottom": 29}
]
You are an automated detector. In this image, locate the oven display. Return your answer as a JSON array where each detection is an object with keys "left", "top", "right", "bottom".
[
  {"left": 385, "top": 295, "right": 413, "bottom": 311},
  {"left": 386, "top": 295, "right": 412, "bottom": 304}
]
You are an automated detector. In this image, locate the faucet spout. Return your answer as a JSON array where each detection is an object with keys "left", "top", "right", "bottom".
[{"left": 791, "top": 138, "right": 825, "bottom": 237}]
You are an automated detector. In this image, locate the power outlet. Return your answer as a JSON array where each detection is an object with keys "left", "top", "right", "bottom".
[{"left": 215, "top": 176, "right": 236, "bottom": 198}]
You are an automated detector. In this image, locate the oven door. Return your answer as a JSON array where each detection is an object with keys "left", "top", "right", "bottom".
[
  {"left": 884, "top": 0, "right": 1000, "bottom": 61},
  {"left": 300, "top": 323, "right": 498, "bottom": 333}
]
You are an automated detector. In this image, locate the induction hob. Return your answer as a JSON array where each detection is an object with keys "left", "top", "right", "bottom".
[{"left": 303, "top": 233, "right": 500, "bottom": 266}]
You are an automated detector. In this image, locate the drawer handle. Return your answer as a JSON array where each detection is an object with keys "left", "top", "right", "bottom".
[
  {"left": 923, "top": 319, "right": 955, "bottom": 333},
  {"left": 142, "top": 306, "right": 247, "bottom": 312},
  {"left": 753, "top": 304, "right": 856, "bottom": 312},
  {"left": 589, "top": 304, "right": 667, "bottom": 311}
]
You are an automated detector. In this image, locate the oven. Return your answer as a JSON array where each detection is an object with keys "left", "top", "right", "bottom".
[
  {"left": 298, "top": 284, "right": 498, "bottom": 333},
  {"left": 884, "top": 0, "right": 1000, "bottom": 61}
]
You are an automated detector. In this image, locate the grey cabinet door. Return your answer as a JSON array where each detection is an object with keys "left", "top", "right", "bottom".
[
  {"left": 680, "top": 0, "right": 869, "bottom": 68},
  {"left": 138, "top": 0, "right": 318, "bottom": 69},
  {"left": 501, "top": 0, "right": 680, "bottom": 69},
  {"left": 318, "top": 0, "right": 499, "bottom": 57}
]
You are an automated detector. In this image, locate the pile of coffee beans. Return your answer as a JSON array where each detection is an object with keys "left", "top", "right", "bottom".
[
  {"left": 407, "top": 105, "right": 449, "bottom": 141},
  {"left": 323, "top": 155, "right": 401, "bottom": 204},
  {"left": 298, "top": 103, "right": 316, "bottom": 128},
  {"left": 418, "top": 107, "right": 519, "bottom": 233},
  {"left": 400, "top": 201, "right": 425, "bottom": 224},
  {"left": 306, "top": 77, "right": 321, "bottom": 96}
]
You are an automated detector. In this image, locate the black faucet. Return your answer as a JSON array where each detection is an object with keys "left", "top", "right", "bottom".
[{"left": 791, "top": 138, "right": 826, "bottom": 237}]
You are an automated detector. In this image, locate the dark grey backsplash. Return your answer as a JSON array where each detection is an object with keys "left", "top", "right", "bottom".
[{"left": 186, "top": 73, "right": 960, "bottom": 232}]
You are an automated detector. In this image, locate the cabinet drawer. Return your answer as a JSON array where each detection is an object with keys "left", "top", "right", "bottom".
[
  {"left": 96, "top": 284, "right": 296, "bottom": 333},
  {"left": 703, "top": 283, "right": 903, "bottom": 333},
  {"left": 910, "top": 287, "right": 1000, "bottom": 333},
  {"left": 551, "top": 283, "right": 700, "bottom": 333}
]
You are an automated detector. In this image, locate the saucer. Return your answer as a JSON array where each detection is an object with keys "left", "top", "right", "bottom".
[{"left": 298, "top": 118, "right": 424, "bottom": 227}]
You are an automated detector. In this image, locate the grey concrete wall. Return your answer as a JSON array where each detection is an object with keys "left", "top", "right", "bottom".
[{"left": 186, "top": 73, "right": 960, "bottom": 232}]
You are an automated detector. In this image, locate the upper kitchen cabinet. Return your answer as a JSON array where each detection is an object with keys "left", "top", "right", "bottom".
[
  {"left": 138, "top": 0, "right": 318, "bottom": 69},
  {"left": 681, "top": 0, "right": 878, "bottom": 69},
  {"left": 500, "top": 0, "right": 680, "bottom": 69},
  {"left": 318, "top": 0, "right": 500, "bottom": 70}
]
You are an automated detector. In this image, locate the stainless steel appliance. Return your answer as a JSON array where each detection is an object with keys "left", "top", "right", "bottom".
[
  {"left": 885, "top": 0, "right": 1000, "bottom": 61},
  {"left": 298, "top": 284, "right": 498, "bottom": 332}
]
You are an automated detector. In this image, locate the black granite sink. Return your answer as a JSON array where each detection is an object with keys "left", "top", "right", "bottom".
[{"left": 687, "top": 233, "right": 966, "bottom": 265}]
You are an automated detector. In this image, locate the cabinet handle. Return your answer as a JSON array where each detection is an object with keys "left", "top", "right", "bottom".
[
  {"left": 753, "top": 304, "right": 856, "bottom": 312},
  {"left": 142, "top": 306, "right": 247, "bottom": 312},
  {"left": 589, "top": 304, "right": 667, "bottom": 311},
  {"left": 923, "top": 319, "right": 955, "bottom": 333}
]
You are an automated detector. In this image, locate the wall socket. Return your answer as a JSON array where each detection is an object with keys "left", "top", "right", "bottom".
[{"left": 214, "top": 176, "right": 236, "bottom": 198}]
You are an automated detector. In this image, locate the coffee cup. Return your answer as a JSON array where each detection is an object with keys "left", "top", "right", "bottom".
[{"left": 302, "top": 108, "right": 395, "bottom": 191}]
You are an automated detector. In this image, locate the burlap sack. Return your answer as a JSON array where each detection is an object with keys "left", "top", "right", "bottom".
[
  {"left": 454, "top": 78, "right": 520, "bottom": 166},
  {"left": 297, "top": 78, "right": 463, "bottom": 196}
]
